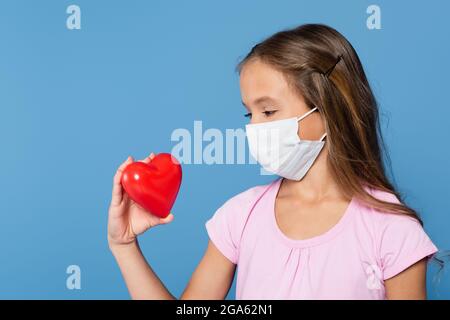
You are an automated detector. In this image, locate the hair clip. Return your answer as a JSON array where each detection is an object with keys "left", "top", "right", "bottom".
[{"left": 322, "top": 54, "right": 342, "bottom": 77}]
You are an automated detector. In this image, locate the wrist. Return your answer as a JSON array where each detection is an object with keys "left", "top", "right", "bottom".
[{"left": 109, "top": 237, "right": 139, "bottom": 254}]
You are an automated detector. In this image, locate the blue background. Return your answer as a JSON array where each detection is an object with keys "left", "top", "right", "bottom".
[{"left": 0, "top": 0, "right": 449, "bottom": 299}]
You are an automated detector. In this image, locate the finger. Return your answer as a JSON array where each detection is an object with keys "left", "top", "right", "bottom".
[
  {"left": 141, "top": 152, "right": 155, "bottom": 164},
  {"left": 114, "top": 155, "right": 134, "bottom": 186},
  {"left": 111, "top": 156, "right": 134, "bottom": 206},
  {"left": 159, "top": 213, "right": 174, "bottom": 224}
]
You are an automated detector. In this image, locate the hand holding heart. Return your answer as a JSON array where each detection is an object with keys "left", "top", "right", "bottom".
[{"left": 107, "top": 152, "right": 180, "bottom": 247}]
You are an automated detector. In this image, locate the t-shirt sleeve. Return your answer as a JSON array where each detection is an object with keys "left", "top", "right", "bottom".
[
  {"left": 204, "top": 183, "right": 269, "bottom": 265},
  {"left": 379, "top": 213, "right": 438, "bottom": 280},
  {"left": 205, "top": 199, "right": 239, "bottom": 264}
]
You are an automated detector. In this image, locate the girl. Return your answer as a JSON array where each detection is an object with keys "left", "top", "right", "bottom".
[{"left": 107, "top": 24, "right": 438, "bottom": 299}]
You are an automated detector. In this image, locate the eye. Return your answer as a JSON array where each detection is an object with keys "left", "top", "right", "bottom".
[
  {"left": 244, "top": 112, "right": 252, "bottom": 118},
  {"left": 263, "top": 110, "right": 277, "bottom": 117}
]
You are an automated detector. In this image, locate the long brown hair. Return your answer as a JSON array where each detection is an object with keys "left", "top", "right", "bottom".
[{"left": 236, "top": 23, "right": 423, "bottom": 225}]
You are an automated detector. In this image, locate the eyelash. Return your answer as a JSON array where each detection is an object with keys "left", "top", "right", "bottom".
[{"left": 244, "top": 110, "right": 277, "bottom": 118}]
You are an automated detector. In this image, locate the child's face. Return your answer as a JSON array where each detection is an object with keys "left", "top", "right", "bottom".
[{"left": 239, "top": 58, "right": 326, "bottom": 141}]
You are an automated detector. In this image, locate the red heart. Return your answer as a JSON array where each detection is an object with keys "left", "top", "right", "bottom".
[{"left": 120, "top": 153, "right": 182, "bottom": 218}]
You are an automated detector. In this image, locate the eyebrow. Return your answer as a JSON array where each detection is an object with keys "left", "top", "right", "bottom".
[{"left": 241, "top": 96, "right": 279, "bottom": 109}]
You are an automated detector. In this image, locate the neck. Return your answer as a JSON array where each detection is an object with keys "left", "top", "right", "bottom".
[{"left": 281, "top": 146, "right": 342, "bottom": 201}]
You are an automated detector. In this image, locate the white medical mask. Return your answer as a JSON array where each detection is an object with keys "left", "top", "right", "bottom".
[{"left": 245, "top": 106, "right": 327, "bottom": 181}]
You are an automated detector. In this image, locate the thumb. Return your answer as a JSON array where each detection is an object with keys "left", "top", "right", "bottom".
[{"left": 159, "top": 213, "right": 174, "bottom": 225}]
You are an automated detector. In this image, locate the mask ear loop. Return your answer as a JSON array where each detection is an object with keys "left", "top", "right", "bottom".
[
  {"left": 296, "top": 107, "right": 327, "bottom": 142},
  {"left": 296, "top": 106, "right": 318, "bottom": 122}
]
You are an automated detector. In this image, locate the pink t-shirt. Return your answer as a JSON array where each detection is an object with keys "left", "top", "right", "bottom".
[{"left": 205, "top": 177, "right": 438, "bottom": 299}]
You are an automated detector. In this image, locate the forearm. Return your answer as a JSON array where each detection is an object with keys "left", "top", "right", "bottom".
[{"left": 110, "top": 240, "right": 176, "bottom": 300}]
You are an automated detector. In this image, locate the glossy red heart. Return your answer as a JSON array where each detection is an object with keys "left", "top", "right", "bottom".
[{"left": 120, "top": 153, "right": 182, "bottom": 218}]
